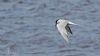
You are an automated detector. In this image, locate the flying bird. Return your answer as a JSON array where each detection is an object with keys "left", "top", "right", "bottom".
[{"left": 56, "top": 19, "right": 77, "bottom": 42}]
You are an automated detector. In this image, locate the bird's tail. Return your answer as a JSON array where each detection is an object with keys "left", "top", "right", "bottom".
[{"left": 61, "top": 33, "right": 69, "bottom": 42}]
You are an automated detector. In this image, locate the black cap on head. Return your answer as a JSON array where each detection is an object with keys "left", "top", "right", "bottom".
[
  {"left": 55, "top": 19, "right": 59, "bottom": 27},
  {"left": 56, "top": 19, "right": 59, "bottom": 24}
]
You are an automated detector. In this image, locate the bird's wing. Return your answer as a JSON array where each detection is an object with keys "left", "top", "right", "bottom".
[
  {"left": 65, "top": 25, "right": 72, "bottom": 34},
  {"left": 61, "top": 32, "right": 69, "bottom": 42}
]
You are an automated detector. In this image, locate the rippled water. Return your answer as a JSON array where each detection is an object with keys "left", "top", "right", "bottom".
[{"left": 0, "top": 0, "right": 100, "bottom": 56}]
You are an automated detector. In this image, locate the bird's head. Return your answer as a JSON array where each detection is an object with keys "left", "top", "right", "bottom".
[{"left": 56, "top": 19, "right": 77, "bottom": 25}]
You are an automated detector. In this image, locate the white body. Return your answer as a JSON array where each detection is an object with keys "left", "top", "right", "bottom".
[
  {"left": 56, "top": 19, "right": 76, "bottom": 42},
  {"left": 57, "top": 20, "right": 69, "bottom": 42}
]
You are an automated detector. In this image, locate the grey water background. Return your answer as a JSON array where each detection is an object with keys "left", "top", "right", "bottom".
[{"left": 0, "top": 0, "right": 100, "bottom": 56}]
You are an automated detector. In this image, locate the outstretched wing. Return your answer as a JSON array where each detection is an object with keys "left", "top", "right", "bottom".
[{"left": 65, "top": 25, "right": 72, "bottom": 34}]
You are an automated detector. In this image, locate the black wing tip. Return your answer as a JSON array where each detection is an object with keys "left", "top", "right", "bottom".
[
  {"left": 65, "top": 25, "right": 73, "bottom": 34},
  {"left": 70, "top": 31, "right": 73, "bottom": 34}
]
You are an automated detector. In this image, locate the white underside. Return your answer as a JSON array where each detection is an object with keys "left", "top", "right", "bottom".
[{"left": 57, "top": 23, "right": 69, "bottom": 42}]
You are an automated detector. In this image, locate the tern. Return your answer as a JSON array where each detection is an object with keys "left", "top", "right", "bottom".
[{"left": 56, "top": 19, "right": 77, "bottom": 42}]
